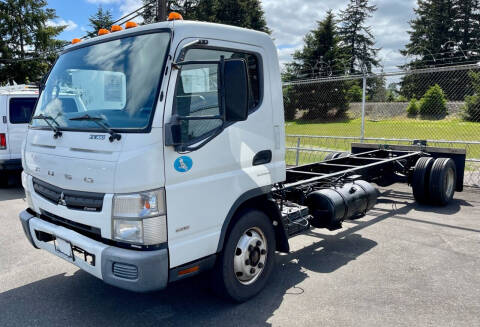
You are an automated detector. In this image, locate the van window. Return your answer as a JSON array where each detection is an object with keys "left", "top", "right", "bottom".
[{"left": 9, "top": 98, "right": 37, "bottom": 124}]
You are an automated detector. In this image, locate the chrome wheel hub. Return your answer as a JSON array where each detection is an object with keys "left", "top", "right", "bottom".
[{"left": 233, "top": 227, "right": 267, "bottom": 285}]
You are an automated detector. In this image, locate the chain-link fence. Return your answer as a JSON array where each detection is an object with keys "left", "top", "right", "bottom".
[{"left": 283, "top": 64, "right": 480, "bottom": 187}]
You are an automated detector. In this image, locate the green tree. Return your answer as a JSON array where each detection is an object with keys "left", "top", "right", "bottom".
[
  {"left": 141, "top": 0, "right": 269, "bottom": 32},
  {"left": 453, "top": 0, "right": 480, "bottom": 51},
  {"left": 338, "top": 0, "right": 379, "bottom": 74},
  {"left": 87, "top": 6, "right": 114, "bottom": 38},
  {"left": 283, "top": 11, "right": 349, "bottom": 120},
  {"left": 419, "top": 84, "right": 448, "bottom": 119},
  {"left": 400, "top": 0, "right": 476, "bottom": 101},
  {"left": 0, "top": 0, "right": 66, "bottom": 85}
]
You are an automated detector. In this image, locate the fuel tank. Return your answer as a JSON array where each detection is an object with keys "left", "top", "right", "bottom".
[{"left": 305, "top": 180, "right": 378, "bottom": 230}]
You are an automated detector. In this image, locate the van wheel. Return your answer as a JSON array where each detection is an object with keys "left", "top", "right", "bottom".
[
  {"left": 211, "top": 209, "right": 276, "bottom": 302},
  {"left": 412, "top": 157, "right": 434, "bottom": 204},
  {"left": 428, "top": 158, "right": 456, "bottom": 206}
]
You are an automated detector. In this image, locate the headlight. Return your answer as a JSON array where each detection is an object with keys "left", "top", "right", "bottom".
[{"left": 112, "top": 189, "right": 167, "bottom": 245}]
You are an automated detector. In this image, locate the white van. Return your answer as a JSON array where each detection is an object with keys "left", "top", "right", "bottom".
[{"left": 0, "top": 85, "right": 38, "bottom": 175}]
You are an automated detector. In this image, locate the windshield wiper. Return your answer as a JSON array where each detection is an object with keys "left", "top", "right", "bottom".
[
  {"left": 32, "top": 114, "right": 63, "bottom": 138},
  {"left": 69, "top": 114, "right": 122, "bottom": 142}
]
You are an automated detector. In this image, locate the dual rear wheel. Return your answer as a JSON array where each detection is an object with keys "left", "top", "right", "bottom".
[{"left": 412, "top": 157, "right": 457, "bottom": 205}]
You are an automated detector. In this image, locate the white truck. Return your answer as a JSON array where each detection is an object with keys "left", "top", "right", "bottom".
[{"left": 19, "top": 17, "right": 466, "bottom": 302}]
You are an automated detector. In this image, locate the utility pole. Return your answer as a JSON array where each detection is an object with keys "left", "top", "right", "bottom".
[{"left": 157, "top": 0, "right": 167, "bottom": 22}]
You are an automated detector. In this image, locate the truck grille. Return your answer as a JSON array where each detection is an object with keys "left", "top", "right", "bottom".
[
  {"left": 113, "top": 263, "right": 138, "bottom": 280},
  {"left": 33, "top": 178, "right": 105, "bottom": 212}
]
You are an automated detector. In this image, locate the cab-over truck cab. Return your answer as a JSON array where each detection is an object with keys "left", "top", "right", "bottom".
[{"left": 19, "top": 19, "right": 286, "bottom": 301}]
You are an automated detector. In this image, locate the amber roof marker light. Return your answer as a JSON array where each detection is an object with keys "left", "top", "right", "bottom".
[
  {"left": 98, "top": 28, "right": 110, "bottom": 36},
  {"left": 111, "top": 25, "right": 123, "bottom": 32},
  {"left": 71, "top": 38, "right": 81, "bottom": 44},
  {"left": 125, "top": 21, "right": 138, "bottom": 29},
  {"left": 167, "top": 12, "right": 183, "bottom": 21}
]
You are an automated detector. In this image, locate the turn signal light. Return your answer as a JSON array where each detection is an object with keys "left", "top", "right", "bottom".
[
  {"left": 125, "top": 21, "right": 138, "bottom": 29},
  {"left": 71, "top": 38, "right": 81, "bottom": 44},
  {"left": 167, "top": 12, "right": 183, "bottom": 21},
  {"left": 178, "top": 266, "right": 199, "bottom": 276},
  {"left": 111, "top": 25, "right": 123, "bottom": 32},
  {"left": 98, "top": 28, "right": 110, "bottom": 36}
]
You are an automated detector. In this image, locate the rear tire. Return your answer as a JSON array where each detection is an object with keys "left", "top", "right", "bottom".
[
  {"left": 428, "top": 158, "right": 456, "bottom": 206},
  {"left": 211, "top": 209, "right": 276, "bottom": 302},
  {"left": 412, "top": 157, "right": 434, "bottom": 204}
]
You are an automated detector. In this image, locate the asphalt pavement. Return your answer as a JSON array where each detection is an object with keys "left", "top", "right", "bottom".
[{"left": 1, "top": 176, "right": 479, "bottom": 327}]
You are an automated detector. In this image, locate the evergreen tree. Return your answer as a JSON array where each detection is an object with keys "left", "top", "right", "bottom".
[
  {"left": 338, "top": 0, "right": 379, "bottom": 74},
  {"left": 141, "top": 0, "right": 270, "bottom": 33},
  {"left": 87, "top": 6, "right": 114, "bottom": 38},
  {"left": 400, "top": 0, "right": 477, "bottom": 101},
  {"left": 453, "top": 0, "right": 480, "bottom": 51},
  {"left": 0, "top": 0, "right": 65, "bottom": 84},
  {"left": 402, "top": 0, "right": 456, "bottom": 68},
  {"left": 283, "top": 11, "right": 349, "bottom": 120}
]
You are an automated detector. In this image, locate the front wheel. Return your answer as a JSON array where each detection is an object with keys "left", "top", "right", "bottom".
[{"left": 211, "top": 209, "right": 276, "bottom": 302}]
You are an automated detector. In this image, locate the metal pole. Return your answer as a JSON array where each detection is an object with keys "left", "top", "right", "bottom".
[
  {"left": 295, "top": 137, "right": 301, "bottom": 166},
  {"left": 157, "top": 0, "right": 167, "bottom": 22},
  {"left": 361, "top": 72, "right": 367, "bottom": 142}
]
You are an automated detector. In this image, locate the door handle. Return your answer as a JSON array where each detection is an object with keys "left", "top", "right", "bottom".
[{"left": 253, "top": 150, "right": 272, "bottom": 166}]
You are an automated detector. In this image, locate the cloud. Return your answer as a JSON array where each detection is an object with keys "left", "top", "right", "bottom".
[
  {"left": 47, "top": 19, "right": 78, "bottom": 32},
  {"left": 263, "top": 0, "right": 418, "bottom": 73},
  {"left": 119, "top": 0, "right": 145, "bottom": 23}
]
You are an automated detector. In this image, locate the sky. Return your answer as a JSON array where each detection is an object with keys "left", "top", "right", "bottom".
[{"left": 47, "top": 0, "right": 418, "bottom": 74}]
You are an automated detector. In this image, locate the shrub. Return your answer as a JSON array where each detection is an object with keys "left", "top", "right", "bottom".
[
  {"left": 463, "top": 72, "right": 480, "bottom": 122},
  {"left": 346, "top": 84, "right": 363, "bottom": 102},
  {"left": 463, "top": 94, "right": 480, "bottom": 122},
  {"left": 419, "top": 84, "right": 448, "bottom": 119},
  {"left": 406, "top": 99, "right": 419, "bottom": 117}
]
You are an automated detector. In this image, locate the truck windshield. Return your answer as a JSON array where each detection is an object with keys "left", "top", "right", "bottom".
[{"left": 31, "top": 32, "right": 170, "bottom": 131}]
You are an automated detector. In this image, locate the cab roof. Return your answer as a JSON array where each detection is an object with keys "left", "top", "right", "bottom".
[{"left": 65, "top": 20, "right": 273, "bottom": 53}]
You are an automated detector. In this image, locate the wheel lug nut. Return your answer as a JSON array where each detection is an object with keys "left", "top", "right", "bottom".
[
  {"left": 261, "top": 249, "right": 266, "bottom": 255},
  {"left": 256, "top": 241, "right": 262, "bottom": 246},
  {"left": 245, "top": 259, "right": 250, "bottom": 265},
  {"left": 248, "top": 245, "right": 253, "bottom": 251},
  {"left": 258, "top": 262, "right": 264, "bottom": 268},
  {"left": 250, "top": 268, "right": 255, "bottom": 274}
]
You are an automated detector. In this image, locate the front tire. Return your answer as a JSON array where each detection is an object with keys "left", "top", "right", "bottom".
[{"left": 211, "top": 209, "right": 276, "bottom": 302}]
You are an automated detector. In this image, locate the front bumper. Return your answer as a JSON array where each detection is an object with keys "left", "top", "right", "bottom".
[{"left": 19, "top": 210, "right": 168, "bottom": 292}]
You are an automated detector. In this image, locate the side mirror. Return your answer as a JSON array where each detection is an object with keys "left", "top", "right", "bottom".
[{"left": 223, "top": 59, "right": 249, "bottom": 122}]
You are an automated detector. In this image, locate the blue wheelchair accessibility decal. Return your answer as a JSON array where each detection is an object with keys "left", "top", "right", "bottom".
[{"left": 174, "top": 156, "right": 193, "bottom": 173}]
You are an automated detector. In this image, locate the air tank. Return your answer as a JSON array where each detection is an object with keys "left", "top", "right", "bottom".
[{"left": 305, "top": 180, "right": 378, "bottom": 230}]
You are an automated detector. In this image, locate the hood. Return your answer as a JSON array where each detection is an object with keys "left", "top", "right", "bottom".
[{"left": 24, "top": 128, "right": 164, "bottom": 194}]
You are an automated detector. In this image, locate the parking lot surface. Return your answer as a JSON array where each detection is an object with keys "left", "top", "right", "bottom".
[{"left": 1, "top": 179, "right": 479, "bottom": 327}]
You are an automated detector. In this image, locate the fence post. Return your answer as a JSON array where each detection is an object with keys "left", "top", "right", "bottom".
[
  {"left": 361, "top": 72, "right": 366, "bottom": 142},
  {"left": 295, "top": 137, "right": 301, "bottom": 166}
]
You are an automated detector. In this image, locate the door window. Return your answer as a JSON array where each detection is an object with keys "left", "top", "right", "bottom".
[
  {"left": 173, "top": 47, "right": 262, "bottom": 144},
  {"left": 9, "top": 98, "right": 37, "bottom": 124}
]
